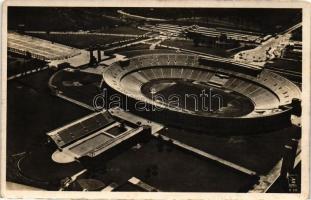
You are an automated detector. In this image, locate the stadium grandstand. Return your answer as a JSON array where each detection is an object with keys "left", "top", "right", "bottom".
[
  {"left": 139, "top": 23, "right": 264, "bottom": 43},
  {"left": 8, "top": 32, "right": 81, "bottom": 60},
  {"left": 186, "top": 25, "right": 263, "bottom": 43},
  {"left": 103, "top": 53, "right": 301, "bottom": 133},
  {"left": 139, "top": 24, "right": 187, "bottom": 36}
]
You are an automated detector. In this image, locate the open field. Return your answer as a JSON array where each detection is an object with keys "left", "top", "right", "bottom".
[
  {"left": 98, "top": 26, "right": 148, "bottom": 35},
  {"left": 161, "top": 39, "right": 247, "bottom": 58},
  {"left": 26, "top": 33, "right": 136, "bottom": 49}
]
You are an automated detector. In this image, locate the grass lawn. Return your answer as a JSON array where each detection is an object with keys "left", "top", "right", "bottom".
[
  {"left": 99, "top": 26, "right": 148, "bottom": 35},
  {"left": 27, "top": 33, "right": 135, "bottom": 49},
  {"left": 162, "top": 39, "right": 234, "bottom": 58}
]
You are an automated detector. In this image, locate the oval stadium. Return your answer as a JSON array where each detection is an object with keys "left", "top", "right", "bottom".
[{"left": 103, "top": 53, "right": 301, "bottom": 133}]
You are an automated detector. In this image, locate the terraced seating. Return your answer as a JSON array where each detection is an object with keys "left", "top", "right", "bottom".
[
  {"left": 8, "top": 32, "right": 81, "bottom": 61},
  {"left": 196, "top": 27, "right": 261, "bottom": 42},
  {"left": 154, "top": 24, "right": 184, "bottom": 34},
  {"left": 224, "top": 77, "right": 279, "bottom": 109},
  {"left": 104, "top": 53, "right": 301, "bottom": 118},
  {"left": 115, "top": 66, "right": 281, "bottom": 111},
  {"left": 254, "top": 71, "right": 301, "bottom": 105}
]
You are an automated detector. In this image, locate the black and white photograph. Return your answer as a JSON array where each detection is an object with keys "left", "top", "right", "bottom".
[{"left": 1, "top": 0, "right": 310, "bottom": 199}]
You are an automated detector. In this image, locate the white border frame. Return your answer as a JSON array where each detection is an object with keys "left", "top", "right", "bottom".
[{"left": 1, "top": 1, "right": 310, "bottom": 199}]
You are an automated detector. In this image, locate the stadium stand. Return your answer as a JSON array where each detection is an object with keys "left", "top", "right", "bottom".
[
  {"left": 103, "top": 53, "right": 301, "bottom": 119},
  {"left": 139, "top": 23, "right": 263, "bottom": 43},
  {"left": 190, "top": 26, "right": 262, "bottom": 43},
  {"left": 8, "top": 32, "right": 81, "bottom": 61},
  {"left": 49, "top": 112, "right": 115, "bottom": 148}
]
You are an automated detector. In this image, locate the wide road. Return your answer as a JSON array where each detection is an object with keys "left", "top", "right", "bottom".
[{"left": 233, "top": 23, "right": 302, "bottom": 66}]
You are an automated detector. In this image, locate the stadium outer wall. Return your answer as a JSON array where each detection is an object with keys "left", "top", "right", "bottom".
[{"left": 102, "top": 87, "right": 293, "bottom": 135}]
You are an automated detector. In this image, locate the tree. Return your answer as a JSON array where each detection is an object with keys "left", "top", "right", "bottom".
[
  {"left": 193, "top": 38, "right": 199, "bottom": 47},
  {"left": 219, "top": 33, "right": 227, "bottom": 42}
]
